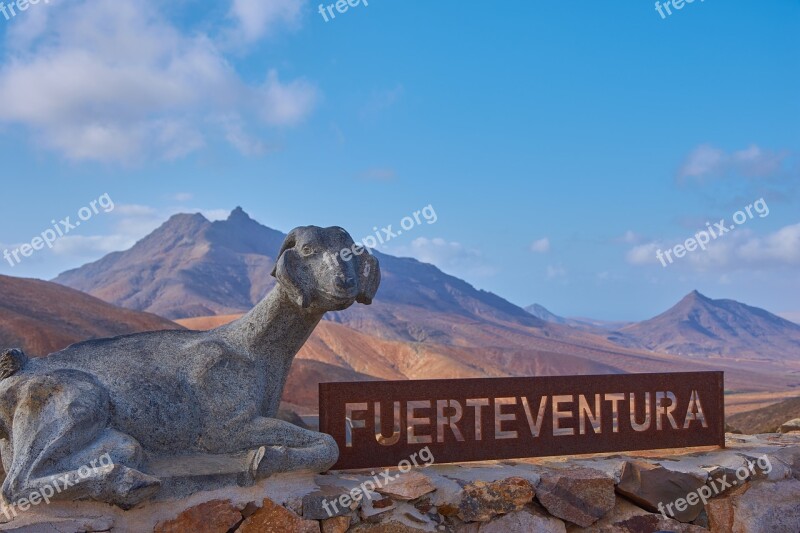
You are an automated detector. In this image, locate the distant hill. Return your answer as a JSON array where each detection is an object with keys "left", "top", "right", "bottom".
[
  {"left": 525, "top": 303, "right": 569, "bottom": 324},
  {"left": 525, "top": 303, "right": 631, "bottom": 332},
  {"left": 727, "top": 396, "right": 800, "bottom": 434},
  {"left": 615, "top": 290, "right": 800, "bottom": 361},
  {"left": 0, "top": 274, "right": 181, "bottom": 356}
]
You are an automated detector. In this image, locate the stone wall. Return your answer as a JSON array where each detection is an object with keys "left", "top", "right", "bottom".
[{"left": 2, "top": 433, "right": 799, "bottom": 533}]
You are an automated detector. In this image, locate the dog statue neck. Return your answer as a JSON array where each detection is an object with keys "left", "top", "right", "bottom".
[{"left": 218, "top": 283, "right": 324, "bottom": 360}]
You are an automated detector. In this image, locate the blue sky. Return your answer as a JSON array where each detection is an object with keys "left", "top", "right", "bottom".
[{"left": 0, "top": 0, "right": 797, "bottom": 321}]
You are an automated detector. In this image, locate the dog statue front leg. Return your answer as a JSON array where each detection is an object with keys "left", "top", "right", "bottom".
[{"left": 234, "top": 417, "right": 339, "bottom": 478}]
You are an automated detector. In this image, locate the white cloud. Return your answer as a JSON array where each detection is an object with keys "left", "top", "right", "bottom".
[
  {"left": 259, "top": 70, "right": 319, "bottom": 126},
  {"left": 619, "top": 230, "right": 642, "bottom": 244},
  {"left": 218, "top": 115, "right": 270, "bottom": 156},
  {"left": 679, "top": 144, "right": 791, "bottom": 181},
  {"left": 626, "top": 223, "right": 800, "bottom": 271},
  {"left": 173, "top": 193, "right": 194, "bottom": 203},
  {"left": 228, "top": 0, "right": 305, "bottom": 43},
  {"left": 52, "top": 234, "right": 135, "bottom": 257},
  {"left": 626, "top": 242, "right": 661, "bottom": 266},
  {"left": 390, "top": 237, "right": 495, "bottom": 277},
  {"left": 737, "top": 223, "right": 800, "bottom": 265},
  {"left": 546, "top": 264, "right": 567, "bottom": 280},
  {"left": 0, "top": 0, "right": 318, "bottom": 162},
  {"left": 529, "top": 237, "right": 550, "bottom": 253},
  {"left": 198, "top": 209, "right": 231, "bottom": 221}
]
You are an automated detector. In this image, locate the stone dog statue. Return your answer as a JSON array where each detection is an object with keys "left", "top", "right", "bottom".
[{"left": 0, "top": 226, "right": 380, "bottom": 508}]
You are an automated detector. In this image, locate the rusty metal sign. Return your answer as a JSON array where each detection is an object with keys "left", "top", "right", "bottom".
[{"left": 319, "top": 372, "right": 724, "bottom": 470}]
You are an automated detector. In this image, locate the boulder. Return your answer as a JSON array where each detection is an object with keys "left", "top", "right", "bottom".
[
  {"left": 458, "top": 477, "right": 535, "bottom": 522},
  {"left": 615, "top": 460, "right": 705, "bottom": 523},
  {"left": 536, "top": 467, "right": 615, "bottom": 527},
  {"left": 375, "top": 471, "right": 436, "bottom": 501},
  {"left": 321, "top": 515, "right": 351, "bottom": 533},
  {"left": 569, "top": 497, "right": 706, "bottom": 533},
  {"left": 237, "top": 497, "right": 319, "bottom": 533},
  {"left": 706, "top": 479, "right": 800, "bottom": 533}
]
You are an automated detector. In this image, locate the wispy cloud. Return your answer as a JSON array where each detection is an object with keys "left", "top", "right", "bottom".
[
  {"left": 626, "top": 222, "right": 800, "bottom": 271},
  {"left": 360, "top": 84, "right": 404, "bottom": 121},
  {"left": 678, "top": 144, "right": 792, "bottom": 182},
  {"left": 359, "top": 167, "right": 397, "bottom": 182},
  {"left": 546, "top": 264, "right": 567, "bottom": 280},
  {"left": 390, "top": 237, "right": 496, "bottom": 278},
  {"left": 529, "top": 237, "right": 551, "bottom": 253},
  {"left": 0, "top": 0, "right": 318, "bottom": 162},
  {"left": 227, "top": 0, "right": 305, "bottom": 44}
]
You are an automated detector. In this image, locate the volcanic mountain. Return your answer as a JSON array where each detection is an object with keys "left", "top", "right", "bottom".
[
  {"left": 54, "top": 207, "right": 543, "bottom": 344},
  {"left": 615, "top": 290, "right": 800, "bottom": 361},
  {"left": 0, "top": 274, "right": 181, "bottom": 356},
  {"left": 51, "top": 208, "right": 799, "bottom": 403}
]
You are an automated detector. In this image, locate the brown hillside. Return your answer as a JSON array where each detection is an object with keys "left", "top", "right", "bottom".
[
  {"left": 727, "top": 396, "right": 800, "bottom": 434},
  {"left": 0, "top": 275, "right": 182, "bottom": 356}
]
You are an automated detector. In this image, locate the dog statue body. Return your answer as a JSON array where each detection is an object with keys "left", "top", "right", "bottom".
[{"left": 0, "top": 226, "right": 380, "bottom": 507}]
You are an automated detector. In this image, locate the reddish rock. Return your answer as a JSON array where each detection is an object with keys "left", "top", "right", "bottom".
[
  {"left": 375, "top": 471, "right": 436, "bottom": 501},
  {"left": 457, "top": 476, "right": 534, "bottom": 522},
  {"left": 437, "top": 503, "right": 459, "bottom": 517},
  {"left": 154, "top": 499, "right": 242, "bottom": 533},
  {"left": 374, "top": 497, "right": 394, "bottom": 509},
  {"left": 322, "top": 515, "right": 351, "bottom": 533},
  {"left": 237, "top": 497, "right": 320, "bottom": 533},
  {"left": 536, "top": 467, "right": 615, "bottom": 527}
]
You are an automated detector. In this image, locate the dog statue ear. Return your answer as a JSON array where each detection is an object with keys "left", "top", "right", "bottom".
[
  {"left": 356, "top": 252, "right": 381, "bottom": 305},
  {"left": 272, "top": 248, "right": 312, "bottom": 308}
]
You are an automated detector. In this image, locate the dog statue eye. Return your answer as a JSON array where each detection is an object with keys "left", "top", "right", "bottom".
[{"left": 301, "top": 245, "right": 314, "bottom": 256}]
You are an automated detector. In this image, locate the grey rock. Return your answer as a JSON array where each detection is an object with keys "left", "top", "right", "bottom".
[
  {"left": 615, "top": 460, "right": 705, "bottom": 523},
  {"left": 0, "top": 226, "right": 380, "bottom": 508},
  {"left": 706, "top": 479, "right": 800, "bottom": 533},
  {"left": 304, "top": 486, "right": 360, "bottom": 519}
]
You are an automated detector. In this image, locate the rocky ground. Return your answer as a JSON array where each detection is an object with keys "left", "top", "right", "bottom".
[{"left": 1, "top": 433, "right": 799, "bottom": 533}]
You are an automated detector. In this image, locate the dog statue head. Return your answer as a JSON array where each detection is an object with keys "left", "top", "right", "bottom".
[{"left": 271, "top": 226, "right": 380, "bottom": 312}]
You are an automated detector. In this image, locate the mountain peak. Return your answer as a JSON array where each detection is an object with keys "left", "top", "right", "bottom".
[
  {"left": 156, "top": 212, "right": 209, "bottom": 236},
  {"left": 228, "top": 206, "right": 252, "bottom": 223},
  {"left": 683, "top": 290, "right": 709, "bottom": 303},
  {"left": 620, "top": 290, "right": 800, "bottom": 360}
]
